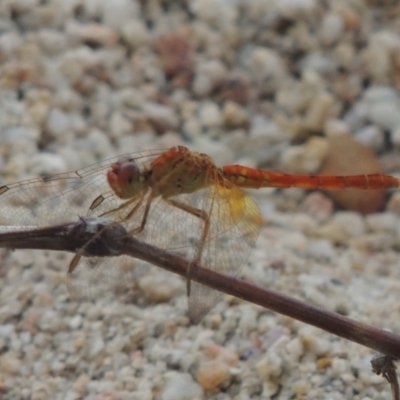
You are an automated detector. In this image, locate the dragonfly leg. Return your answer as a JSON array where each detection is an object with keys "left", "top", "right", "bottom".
[
  {"left": 126, "top": 190, "right": 155, "bottom": 236},
  {"left": 68, "top": 191, "right": 148, "bottom": 275},
  {"left": 68, "top": 254, "right": 81, "bottom": 274},
  {"left": 96, "top": 189, "right": 150, "bottom": 234},
  {"left": 165, "top": 198, "right": 210, "bottom": 297},
  {"left": 97, "top": 195, "right": 140, "bottom": 218}
]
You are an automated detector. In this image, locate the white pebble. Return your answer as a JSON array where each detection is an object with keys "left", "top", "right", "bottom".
[
  {"left": 343, "top": 103, "right": 369, "bottom": 131},
  {"left": 222, "top": 101, "right": 249, "bottom": 128},
  {"left": 280, "top": 137, "right": 329, "bottom": 174},
  {"left": 0, "top": 32, "right": 23, "bottom": 56},
  {"left": 324, "top": 119, "right": 350, "bottom": 137},
  {"left": 277, "top": 0, "right": 317, "bottom": 19},
  {"left": 69, "top": 315, "right": 83, "bottom": 330},
  {"left": 320, "top": 13, "right": 344, "bottom": 46},
  {"left": 305, "top": 92, "right": 338, "bottom": 131},
  {"left": 190, "top": 0, "right": 237, "bottom": 28},
  {"left": 361, "top": 86, "right": 400, "bottom": 131},
  {"left": 331, "top": 358, "right": 348, "bottom": 377},
  {"left": 332, "top": 212, "right": 366, "bottom": 238},
  {"left": 182, "top": 117, "right": 202, "bottom": 139},
  {"left": 363, "top": 31, "right": 400, "bottom": 82},
  {"left": 256, "top": 349, "right": 283, "bottom": 380},
  {"left": 354, "top": 125, "right": 384, "bottom": 151},
  {"left": 161, "top": 373, "right": 203, "bottom": 400},
  {"left": 142, "top": 102, "right": 179, "bottom": 131},
  {"left": 28, "top": 153, "right": 67, "bottom": 176},
  {"left": 285, "top": 338, "right": 304, "bottom": 362},
  {"left": 38, "top": 29, "right": 68, "bottom": 55},
  {"left": 291, "top": 380, "right": 311, "bottom": 396},
  {"left": 365, "top": 213, "right": 399, "bottom": 234},
  {"left": 38, "top": 310, "right": 65, "bottom": 332},
  {"left": 109, "top": 111, "right": 132, "bottom": 139},
  {"left": 89, "top": 336, "right": 105, "bottom": 357},
  {"left": 198, "top": 101, "right": 222, "bottom": 128},
  {"left": 192, "top": 60, "right": 227, "bottom": 97},
  {"left": 300, "top": 53, "right": 337, "bottom": 76},
  {"left": 369, "top": 102, "right": 400, "bottom": 132},
  {"left": 0, "top": 320, "right": 14, "bottom": 334},
  {"left": 138, "top": 273, "right": 183, "bottom": 303},
  {"left": 46, "top": 108, "right": 72, "bottom": 138},
  {"left": 304, "top": 239, "right": 336, "bottom": 261},
  {"left": 119, "top": 87, "right": 145, "bottom": 109},
  {"left": 245, "top": 47, "right": 288, "bottom": 89},
  {"left": 238, "top": 305, "right": 258, "bottom": 333},
  {"left": 121, "top": 20, "right": 149, "bottom": 48},
  {"left": 100, "top": 0, "right": 140, "bottom": 31}
]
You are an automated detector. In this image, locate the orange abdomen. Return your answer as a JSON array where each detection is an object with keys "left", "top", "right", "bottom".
[{"left": 222, "top": 165, "right": 400, "bottom": 190}]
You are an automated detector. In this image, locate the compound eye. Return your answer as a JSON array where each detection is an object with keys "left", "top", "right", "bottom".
[
  {"left": 107, "top": 158, "right": 141, "bottom": 199},
  {"left": 115, "top": 158, "right": 139, "bottom": 185}
]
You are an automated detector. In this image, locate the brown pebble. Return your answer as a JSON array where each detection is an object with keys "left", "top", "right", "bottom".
[
  {"left": 196, "top": 359, "right": 230, "bottom": 391},
  {"left": 155, "top": 32, "right": 194, "bottom": 87},
  {"left": 0, "top": 379, "right": 8, "bottom": 394},
  {"left": 319, "top": 135, "right": 386, "bottom": 214},
  {"left": 317, "top": 356, "right": 333, "bottom": 370}
]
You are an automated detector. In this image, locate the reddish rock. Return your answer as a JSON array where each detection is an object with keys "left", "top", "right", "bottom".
[
  {"left": 155, "top": 32, "right": 194, "bottom": 87},
  {"left": 319, "top": 135, "right": 386, "bottom": 214}
]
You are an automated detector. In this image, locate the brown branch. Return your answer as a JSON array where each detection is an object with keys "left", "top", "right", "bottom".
[
  {"left": 1, "top": 218, "right": 400, "bottom": 360},
  {"left": 126, "top": 234, "right": 400, "bottom": 359}
]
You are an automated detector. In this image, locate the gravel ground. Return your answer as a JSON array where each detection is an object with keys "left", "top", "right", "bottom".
[{"left": 1, "top": 1, "right": 400, "bottom": 399}]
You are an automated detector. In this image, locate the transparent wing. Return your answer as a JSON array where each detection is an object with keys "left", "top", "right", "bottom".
[
  {"left": 67, "top": 179, "right": 261, "bottom": 317},
  {"left": 0, "top": 148, "right": 166, "bottom": 228},
  {"left": 185, "top": 182, "right": 262, "bottom": 323},
  {"left": 0, "top": 150, "right": 262, "bottom": 321},
  {"left": 0, "top": 149, "right": 165, "bottom": 298}
]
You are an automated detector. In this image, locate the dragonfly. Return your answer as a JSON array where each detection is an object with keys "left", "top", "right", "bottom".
[{"left": 0, "top": 145, "right": 399, "bottom": 323}]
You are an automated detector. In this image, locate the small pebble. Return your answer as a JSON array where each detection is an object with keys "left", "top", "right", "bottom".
[
  {"left": 222, "top": 101, "right": 250, "bottom": 129},
  {"left": 256, "top": 349, "right": 283, "bottom": 380},
  {"left": 354, "top": 125, "right": 384, "bottom": 152},
  {"left": 0, "top": 353, "right": 21, "bottom": 375},
  {"left": 142, "top": 102, "right": 179, "bottom": 132},
  {"left": 192, "top": 60, "right": 227, "bottom": 97},
  {"left": 198, "top": 101, "right": 223, "bottom": 128},
  {"left": 69, "top": 315, "right": 83, "bottom": 330},
  {"left": 161, "top": 373, "right": 203, "bottom": 400},
  {"left": 196, "top": 359, "right": 230, "bottom": 391},
  {"left": 101, "top": 0, "right": 140, "bottom": 31},
  {"left": 138, "top": 274, "right": 183, "bottom": 303},
  {"left": 280, "top": 137, "right": 329, "bottom": 174}
]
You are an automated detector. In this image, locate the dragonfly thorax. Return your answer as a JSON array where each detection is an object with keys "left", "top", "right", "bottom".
[
  {"left": 148, "top": 147, "right": 215, "bottom": 198},
  {"left": 107, "top": 157, "right": 145, "bottom": 199}
]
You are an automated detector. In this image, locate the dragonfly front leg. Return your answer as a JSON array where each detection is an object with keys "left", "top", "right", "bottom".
[
  {"left": 126, "top": 190, "right": 155, "bottom": 236},
  {"left": 99, "top": 188, "right": 152, "bottom": 236},
  {"left": 165, "top": 198, "right": 210, "bottom": 297},
  {"left": 68, "top": 191, "right": 149, "bottom": 275}
]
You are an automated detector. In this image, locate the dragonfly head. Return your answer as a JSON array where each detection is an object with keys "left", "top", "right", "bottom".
[{"left": 107, "top": 157, "right": 144, "bottom": 199}]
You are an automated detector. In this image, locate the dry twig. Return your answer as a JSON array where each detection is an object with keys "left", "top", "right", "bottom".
[{"left": 1, "top": 218, "right": 400, "bottom": 397}]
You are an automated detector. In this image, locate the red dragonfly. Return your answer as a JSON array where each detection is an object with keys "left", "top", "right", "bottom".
[{"left": 0, "top": 146, "right": 398, "bottom": 322}]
